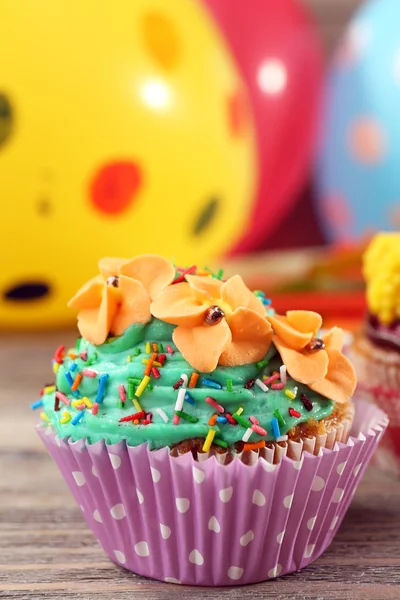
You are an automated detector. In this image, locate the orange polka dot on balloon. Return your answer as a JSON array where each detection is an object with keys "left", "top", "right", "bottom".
[
  {"left": 90, "top": 161, "right": 142, "bottom": 215},
  {"left": 347, "top": 117, "right": 386, "bottom": 164}
]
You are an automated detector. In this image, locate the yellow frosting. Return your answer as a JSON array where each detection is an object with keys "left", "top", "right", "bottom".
[{"left": 363, "top": 233, "right": 400, "bottom": 324}]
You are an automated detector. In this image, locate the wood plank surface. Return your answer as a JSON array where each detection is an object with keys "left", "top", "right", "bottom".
[{"left": 1, "top": 330, "right": 400, "bottom": 599}]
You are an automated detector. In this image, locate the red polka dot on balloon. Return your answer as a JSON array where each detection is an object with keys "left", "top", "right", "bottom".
[
  {"left": 227, "top": 88, "right": 249, "bottom": 138},
  {"left": 90, "top": 161, "right": 142, "bottom": 214},
  {"left": 347, "top": 117, "right": 386, "bottom": 165}
]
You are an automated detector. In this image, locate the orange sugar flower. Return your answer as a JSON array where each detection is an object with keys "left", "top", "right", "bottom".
[
  {"left": 150, "top": 274, "right": 272, "bottom": 372},
  {"left": 267, "top": 311, "right": 357, "bottom": 404},
  {"left": 68, "top": 255, "right": 175, "bottom": 345}
]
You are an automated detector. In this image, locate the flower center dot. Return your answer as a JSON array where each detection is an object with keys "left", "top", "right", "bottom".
[{"left": 204, "top": 305, "right": 225, "bottom": 325}]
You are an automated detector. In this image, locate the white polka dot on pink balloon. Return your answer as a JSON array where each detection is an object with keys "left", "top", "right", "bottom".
[{"left": 347, "top": 117, "right": 386, "bottom": 165}]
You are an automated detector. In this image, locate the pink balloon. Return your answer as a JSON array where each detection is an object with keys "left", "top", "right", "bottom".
[{"left": 202, "top": 0, "right": 323, "bottom": 253}]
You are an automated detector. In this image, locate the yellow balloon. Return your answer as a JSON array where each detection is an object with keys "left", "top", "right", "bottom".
[{"left": 0, "top": 0, "right": 257, "bottom": 329}]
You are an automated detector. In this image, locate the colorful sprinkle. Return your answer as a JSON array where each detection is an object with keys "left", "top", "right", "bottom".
[
  {"left": 184, "top": 391, "right": 195, "bottom": 405},
  {"left": 264, "top": 373, "right": 279, "bottom": 385},
  {"left": 285, "top": 389, "right": 296, "bottom": 400},
  {"left": 244, "top": 378, "right": 255, "bottom": 389},
  {"left": 133, "top": 347, "right": 141, "bottom": 356},
  {"left": 151, "top": 366, "right": 160, "bottom": 379},
  {"left": 226, "top": 413, "right": 237, "bottom": 425},
  {"left": 91, "top": 402, "right": 99, "bottom": 415},
  {"left": 173, "top": 377, "right": 184, "bottom": 390},
  {"left": 158, "top": 343, "right": 164, "bottom": 352},
  {"left": 255, "top": 378, "right": 268, "bottom": 392},
  {"left": 71, "top": 411, "right": 84, "bottom": 426},
  {"left": 232, "top": 412, "right": 252, "bottom": 428},
  {"left": 54, "top": 344, "right": 65, "bottom": 364},
  {"left": 53, "top": 362, "right": 60, "bottom": 374},
  {"left": 202, "top": 429, "right": 216, "bottom": 452},
  {"left": 216, "top": 415, "right": 228, "bottom": 424},
  {"left": 132, "top": 398, "right": 143, "bottom": 412},
  {"left": 96, "top": 374, "right": 108, "bottom": 403},
  {"left": 236, "top": 406, "right": 244, "bottom": 416},
  {"left": 173, "top": 413, "right": 180, "bottom": 425},
  {"left": 202, "top": 378, "right": 222, "bottom": 390},
  {"left": 55, "top": 391, "right": 70, "bottom": 406},
  {"left": 156, "top": 408, "right": 169, "bottom": 423},
  {"left": 301, "top": 393, "right": 313, "bottom": 411},
  {"left": 31, "top": 399, "right": 43, "bottom": 410},
  {"left": 70, "top": 362, "right": 78, "bottom": 372},
  {"left": 135, "top": 375, "right": 151, "bottom": 398},
  {"left": 250, "top": 415, "right": 259, "bottom": 425},
  {"left": 152, "top": 342, "right": 158, "bottom": 352},
  {"left": 226, "top": 378, "right": 233, "bottom": 392},
  {"left": 256, "top": 359, "right": 269, "bottom": 369},
  {"left": 158, "top": 353, "right": 166, "bottom": 365},
  {"left": 166, "top": 345, "right": 174, "bottom": 355},
  {"left": 242, "top": 428, "right": 253, "bottom": 442},
  {"left": 280, "top": 365, "right": 287, "bottom": 385},
  {"left": 60, "top": 410, "right": 71, "bottom": 424},
  {"left": 64, "top": 372, "right": 79, "bottom": 397},
  {"left": 174, "top": 410, "right": 199, "bottom": 423},
  {"left": 145, "top": 342, "right": 151, "bottom": 354},
  {"left": 205, "top": 396, "right": 225, "bottom": 413},
  {"left": 271, "top": 417, "right": 280, "bottom": 438},
  {"left": 44, "top": 385, "right": 56, "bottom": 394},
  {"left": 119, "top": 410, "right": 145, "bottom": 423},
  {"left": 118, "top": 385, "right": 126, "bottom": 402},
  {"left": 174, "top": 387, "right": 187, "bottom": 413},
  {"left": 173, "top": 264, "right": 197, "bottom": 284},
  {"left": 274, "top": 409, "right": 286, "bottom": 428},
  {"left": 208, "top": 413, "right": 218, "bottom": 426},
  {"left": 71, "top": 372, "right": 82, "bottom": 391},
  {"left": 189, "top": 372, "right": 199, "bottom": 388},
  {"left": 80, "top": 350, "right": 88, "bottom": 361},
  {"left": 251, "top": 424, "right": 267, "bottom": 436},
  {"left": 271, "top": 382, "right": 284, "bottom": 390},
  {"left": 289, "top": 407, "right": 301, "bottom": 418},
  {"left": 213, "top": 437, "right": 229, "bottom": 448},
  {"left": 82, "top": 369, "right": 97, "bottom": 378},
  {"left": 244, "top": 440, "right": 266, "bottom": 451},
  {"left": 40, "top": 412, "right": 50, "bottom": 423}
]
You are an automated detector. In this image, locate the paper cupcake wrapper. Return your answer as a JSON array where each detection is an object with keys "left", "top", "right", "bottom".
[
  {"left": 37, "top": 400, "right": 387, "bottom": 586},
  {"left": 354, "top": 385, "right": 400, "bottom": 476}
]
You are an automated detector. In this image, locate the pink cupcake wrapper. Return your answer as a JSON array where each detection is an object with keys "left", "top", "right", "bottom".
[{"left": 37, "top": 399, "right": 388, "bottom": 586}]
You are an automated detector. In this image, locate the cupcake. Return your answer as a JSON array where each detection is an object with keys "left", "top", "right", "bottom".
[
  {"left": 350, "top": 232, "right": 400, "bottom": 474},
  {"left": 34, "top": 254, "right": 387, "bottom": 585}
]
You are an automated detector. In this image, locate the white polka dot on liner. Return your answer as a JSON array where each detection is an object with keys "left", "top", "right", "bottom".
[
  {"left": 312, "top": 476, "right": 325, "bottom": 492},
  {"left": 189, "top": 549, "right": 204, "bottom": 566},
  {"left": 227, "top": 566, "right": 244, "bottom": 580},
  {"left": 134, "top": 541, "right": 149, "bottom": 557},
  {"left": 72, "top": 471, "right": 86, "bottom": 487},
  {"left": 110, "top": 503, "right": 126, "bottom": 520},
  {"left": 219, "top": 486, "right": 233, "bottom": 503},
  {"left": 113, "top": 550, "right": 126, "bottom": 564},
  {"left": 268, "top": 564, "right": 282, "bottom": 578}
]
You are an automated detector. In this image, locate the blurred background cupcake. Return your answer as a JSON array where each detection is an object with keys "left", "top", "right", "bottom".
[{"left": 350, "top": 233, "right": 400, "bottom": 476}]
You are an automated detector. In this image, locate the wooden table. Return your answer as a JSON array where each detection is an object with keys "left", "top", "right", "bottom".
[{"left": 1, "top": 331, "right": 400, "bottom": 600}]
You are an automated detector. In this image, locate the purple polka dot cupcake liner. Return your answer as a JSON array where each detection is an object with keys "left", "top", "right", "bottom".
[{"left": 37, "top": 399, "right": 387, "bottom": 586}]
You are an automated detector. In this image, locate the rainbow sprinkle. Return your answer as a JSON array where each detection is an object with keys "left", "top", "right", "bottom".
[
  {"left": 202, "top": 429, "right": 216, "bottom": 452},
  {"left": 205, "top": 396, "right": 224, "bottom": 413},
  {"left": 96, "top": 374, "right": 108, "bottom": 404},
  {"left": 201, "top": 378, "right": 222, "bottom": 390},
  {"left": 271, "top": 417, "right": 280, "bottom": 438}
]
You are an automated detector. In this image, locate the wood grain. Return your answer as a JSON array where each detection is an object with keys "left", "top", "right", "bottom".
[{"left": 1, "top": 330, "right": 400, "bottom": 599}]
